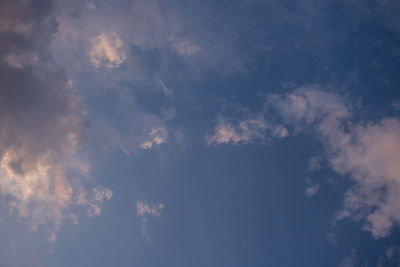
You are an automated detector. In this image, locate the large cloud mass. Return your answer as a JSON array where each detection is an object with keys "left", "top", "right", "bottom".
[
  {"left": 209, "top": 86, "right": 400, "bottom": 238},
  {"left": 0, "top": 0, "right": 111, "bottom": 241}
]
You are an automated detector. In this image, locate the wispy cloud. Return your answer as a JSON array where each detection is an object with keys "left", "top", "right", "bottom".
[
  {"left": 169, "top": 36, "right": 201, "bottom": 56},
  {"left": 140, "top": 127, "right": 167, "bottom": 150},
  {"left": 377, "top": 245, "right": 400, "bottom": 266},
  {"left": 207, "top": 117, "right": 288, "bottom": 145},
  {"left": 136, "top": 201, "right": 164, "bottom": 242}
]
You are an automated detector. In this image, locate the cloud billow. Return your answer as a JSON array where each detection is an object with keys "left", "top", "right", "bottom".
[{"left": 0, "top": 0, "right": 111, "bottom": 241}]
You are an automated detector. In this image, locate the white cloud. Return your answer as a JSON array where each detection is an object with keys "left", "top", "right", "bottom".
[
  {"left": 332, "top": 119, "right": 400, "bottom": 238},
  {"left": 89, "top": 32, "right": 126, "bottom": 68},
  {"left": 209, "top": 86, "right": 400, "bottom": 238},
  {"left": 136, "top": 201, "right": 164, "bottom": 242}
]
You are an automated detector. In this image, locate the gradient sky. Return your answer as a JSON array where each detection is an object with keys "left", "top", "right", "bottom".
[{"left": 1, "top": 0, "right": 400, "bottom": 266}]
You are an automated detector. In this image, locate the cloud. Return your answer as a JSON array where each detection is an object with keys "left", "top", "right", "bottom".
[
  {"left": 308, "top": 155, "right": 323, "bottom": 171},
  {"left": 338, "top": 249, "right": 357, "bottom": 267},
  {"left": 76, "top": 186, "right": 113, "bottom": 217},
  {"left": 207, "top": 117, "right": 288, "bottom": 145},
  {"left": 169, "top": 36, "right": 201, "bottom": 55},
  {"left": 136, "top": 201, "right": 164, "bottom": 242},
  {"left": 332, "top": 119, "right": 400, "bottom": 238},
  {"left": 89, "top": 32, "right": 126, "bottom": 68},
  {"left": 273, "top": 89, "right": 400, "bottom": 238},
  {"left": 305, "top": 183, "right": 320, "bottom": 198},
  {"left": 377, "top": 245, "right": 400, "bottom": 267},
  {"left": 209, "top": 86, "right": 400, "bottom": 238},
  {"left": 94, "top": 96, "right": 169, "bottom": 154},
  {"left": 304, "top": 176, "right": 320, "bottom": 198},
  {"left": 0, "top": 0, "right": 111, "bottom": 241},
  {"left": 140, "top": 127, "right": 167, "bottom": 150},
  {"left": 4, "top": 52, "right": 38, "bottom": 69}
]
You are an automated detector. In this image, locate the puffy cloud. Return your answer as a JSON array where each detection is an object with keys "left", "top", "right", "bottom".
[
  {"left": 267, "top": 87, "right": 350, "bottom": 133},
  {"left": 89, "top": 32, "right": 126, "bottom": 68},
  {"left": 273, "top": 88, "right": 400, "bottom": 238},
  {"left": 332, "top": 119, "right": 400, "bottom": 238},
  {"left": 0, "top": 0, "right": 111, "bottom": 241},
  {"left": 210, "top": 86, "right": 400, "bottom": 238},
  {"left": 0, "top": 150, "right": 73, "bottom": 232},
  {"left": 136, "top": 201, "right": 164, "bottom": 242}
]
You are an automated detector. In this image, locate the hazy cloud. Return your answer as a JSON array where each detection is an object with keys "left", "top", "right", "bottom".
[
  {"left": 338, "top": 249, "right": 357, "bottom": 267},
  {"left": 136, "top": 201, "right": 164, "bottom": 242},
  {"left": 140, "top": 127, "right": 167, "bottom": 150},
  {"left": 89, "top": 32, "right": 126, "bottom": 68},
  {"left": 0, "top": 0, "right": 111, "bottom": 241},
  {"left": 377, "top": 245, "right": 400, "bottom": 267},
  {"left": 305, "top": 184, "right": 320, "bottom": 198},
  {"left": 169, "top": 36, "right": 201, "bottom": 56},
  {"left": 207, "top": 117, "right": 288, "bottom": 145}
]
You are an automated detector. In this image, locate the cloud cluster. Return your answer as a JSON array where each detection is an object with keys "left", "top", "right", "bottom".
[
  {"left": 209, "top": 86, "right": 400, "bottom": 238},
  {"left": 136, "top": 201, "right": 164, "bottom": 242},
  {"left": 0, "top": 0, "right": 111, "bottom": 241}
]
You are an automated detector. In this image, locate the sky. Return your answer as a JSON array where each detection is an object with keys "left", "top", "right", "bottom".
[{"left": 1, "top": 0, "right": 400, "bottom": 266}]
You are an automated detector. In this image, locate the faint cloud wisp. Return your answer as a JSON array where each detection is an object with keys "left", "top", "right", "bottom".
[{"left": 136, "top": 201, "right": 164, "bottom": 242}]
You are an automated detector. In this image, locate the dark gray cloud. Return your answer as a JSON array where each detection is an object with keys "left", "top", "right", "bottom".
[{"left": 0, "top": 0, "right": 111, "bottom": 241}]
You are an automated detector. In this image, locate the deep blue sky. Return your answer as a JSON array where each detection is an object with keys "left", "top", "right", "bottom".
[{"left": 1, "top": 0, "right": 400, "bottom": 266}]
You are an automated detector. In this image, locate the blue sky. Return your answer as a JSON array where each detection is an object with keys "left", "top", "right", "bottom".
[{"left": 1, "top": 0, "right": 400, "bottom": 266}]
